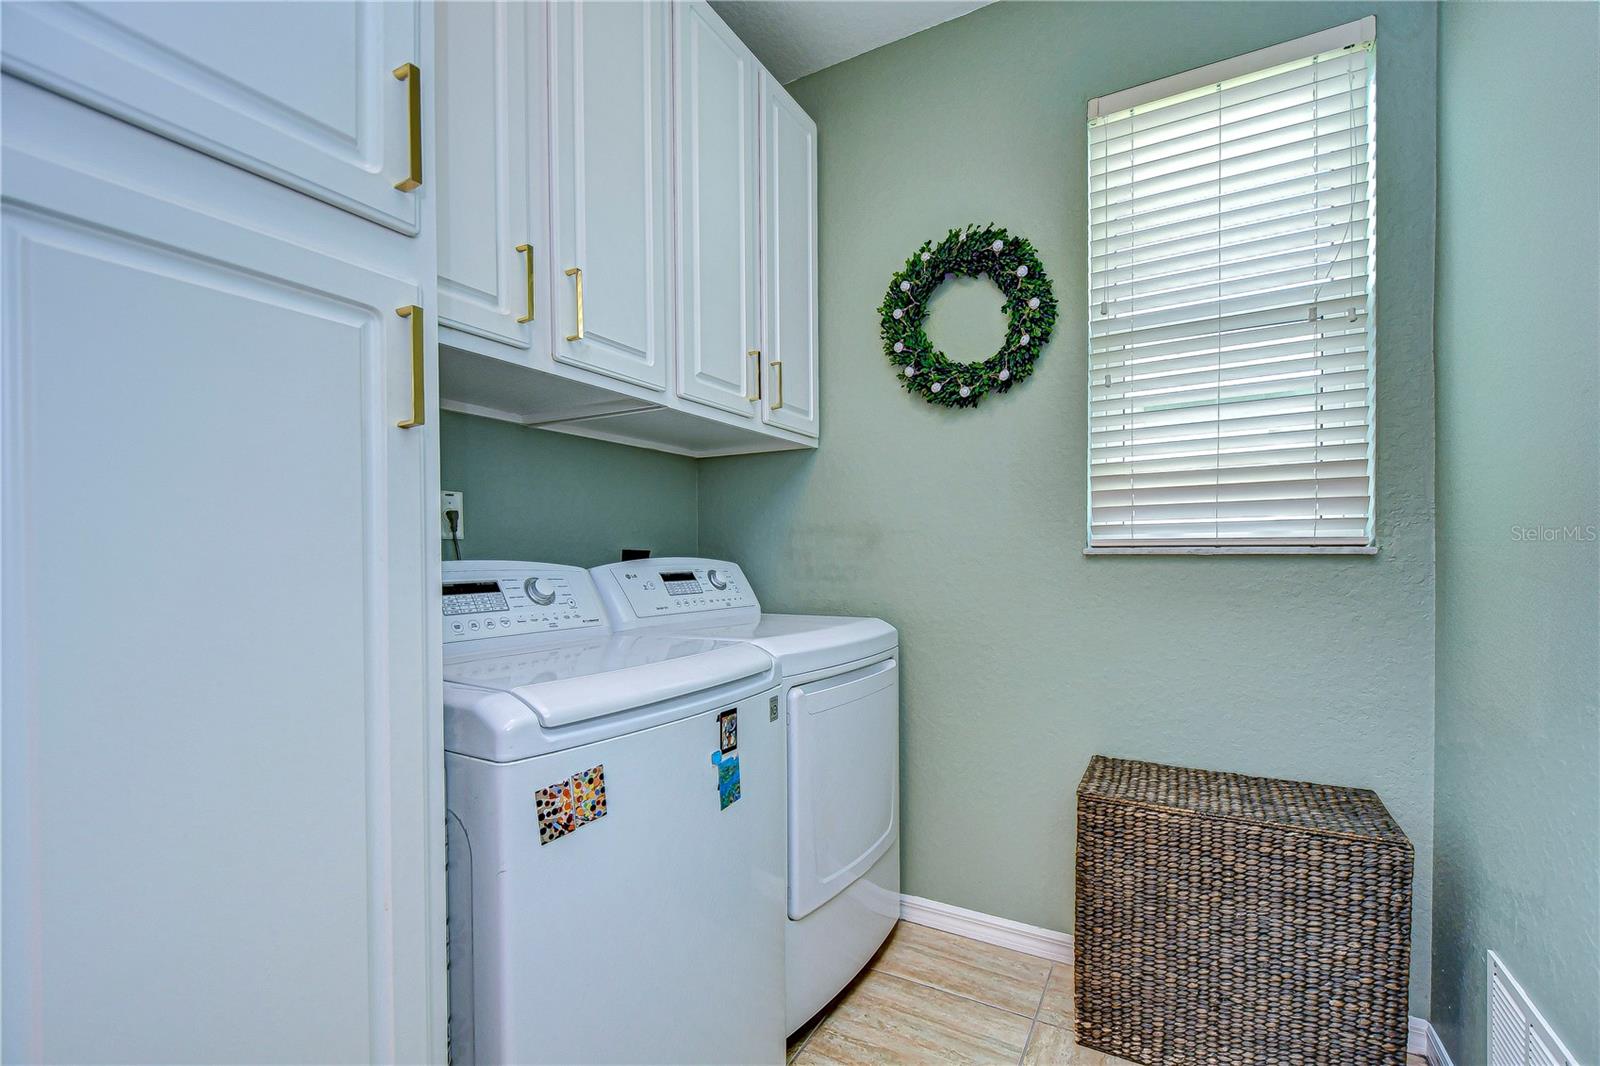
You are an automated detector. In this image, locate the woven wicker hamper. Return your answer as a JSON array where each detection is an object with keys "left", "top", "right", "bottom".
[{"left": 1074, "top": 756, "right": 1413, "bottom": 1066}]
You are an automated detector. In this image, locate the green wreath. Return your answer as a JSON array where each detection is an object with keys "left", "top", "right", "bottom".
[{"left": 879, "top": 223, "right": 1058, "bottom": 407}]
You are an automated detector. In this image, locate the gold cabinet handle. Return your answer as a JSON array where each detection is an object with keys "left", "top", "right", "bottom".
[
  {"left": 393, "top": 63, "right": 422, "bottom": 191},
  {"left": 515, "top": 244, "right": 535, "bottom": 323},
  {"left": 746, "top": 350, "right": 761, "bottom": 402},
  {"left": 770, "top": 358, "right": 784, "bottom": 410},
  {"left": 396, "top": 305, "right": 425, "bottom": 428},
  {"left": 564, "top": 267, "right": 584, "bottom": 341}
]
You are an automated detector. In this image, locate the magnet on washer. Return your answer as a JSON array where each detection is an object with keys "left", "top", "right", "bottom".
[
  {"left": 572, "top": 764, "right": 607, "bottom": 825},
  {"left": 535, "top": 779, "right": 576, "bottom": 844},
  {"left": 710, "top": 750, "right": 741, "bottom": 810}
]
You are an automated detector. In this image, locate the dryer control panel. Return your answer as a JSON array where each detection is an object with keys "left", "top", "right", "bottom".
[
  {"left": 590, "top": 558, "right": 760, "bottom": 628},
  {"left": 442, "top": 561, "right": 608, "bottom": 643}
]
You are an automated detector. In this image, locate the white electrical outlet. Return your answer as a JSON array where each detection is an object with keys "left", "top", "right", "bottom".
[{"left": 441, "top": 491, "right": 465, "bottom": 541}]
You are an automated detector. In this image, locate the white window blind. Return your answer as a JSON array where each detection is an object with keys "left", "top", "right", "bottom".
[{"left": 1087, "top": 20, "right": 1377, "bottom": 548}]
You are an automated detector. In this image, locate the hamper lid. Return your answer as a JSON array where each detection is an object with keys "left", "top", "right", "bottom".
[{"left": 1078, "top": 755, "right": 1410, "bottom": 846}]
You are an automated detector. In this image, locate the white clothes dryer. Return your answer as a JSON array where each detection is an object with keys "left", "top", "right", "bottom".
[{"left": 590, "top": 559, "right": 900, "bottom": 1034}]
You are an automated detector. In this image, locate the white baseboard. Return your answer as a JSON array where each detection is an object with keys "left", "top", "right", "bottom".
[
  {"left": 898, "top": 894, "right": 1074, "bottom": 964},
  {"left": 1408, "top": 1016, "right": 1430, "bottom": 1057},
  {"left": 899, "top": 894, "right": 1442, "bottom": 1062}
]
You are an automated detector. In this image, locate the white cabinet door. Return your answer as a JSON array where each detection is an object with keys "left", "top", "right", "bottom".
[
  {"left": 761, "top": 74, "right": 820, "bottom": 437},
  {"left": 436, "top": 0, "right": 545, "bottom": 351},
  {"left": 548, "top": 0, "right": 671, "bottom": 392},
  {"left": 1, "top": 117, "right": 439, "bottom": 1064},
  {"left": 0, "top": 1, "right": 426, "bottom": 234},
  {"left": 674, "top": 1, "right": 760, "bottom": 418}
]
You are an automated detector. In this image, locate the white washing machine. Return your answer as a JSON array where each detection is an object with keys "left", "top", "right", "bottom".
[
  {"left": 442, "top": 561, "right": 787, "bottom": 1065},
  {"left": 590, "top": 559, "right": 900, "bottom": 1034}
]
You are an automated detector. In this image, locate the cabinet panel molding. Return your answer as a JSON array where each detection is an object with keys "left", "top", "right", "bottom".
[
  {"left": 0, "top": 0, "right": 425, "bottom": 233},
  {"left": 674, "top": 0, "right": 760, "bottom": 418},
  {"left": 436, "top": 0, "right": 547, "bottom": 350},
  {"left": 1, "top": 86, "right": 443, "bottom": 1065},
  {"left": 548, "top": 0, "right": 672, "bottom": 391},
  {"left": 761, "top": 74, "right": 820, "bottom": 438}
]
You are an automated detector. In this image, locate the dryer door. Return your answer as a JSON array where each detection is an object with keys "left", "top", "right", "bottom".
[{"left": 788, "top": 657, "right": 899, "bottom": 919}]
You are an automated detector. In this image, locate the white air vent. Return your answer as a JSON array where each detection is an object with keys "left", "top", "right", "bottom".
[{"left": 1487, "top": 951, "right": 1577, "bottom": 1066}]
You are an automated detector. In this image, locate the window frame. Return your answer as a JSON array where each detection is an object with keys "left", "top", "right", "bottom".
[{"left": 1083, "top": 18, "right": 1378, "bottom": 556}]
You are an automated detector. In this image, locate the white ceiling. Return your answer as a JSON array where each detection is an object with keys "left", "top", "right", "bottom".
[{"left": 710, "top": 1, "right": 993, "bottom": 84}]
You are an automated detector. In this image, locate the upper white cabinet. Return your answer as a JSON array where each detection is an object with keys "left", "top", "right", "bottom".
[
  {"left": 435, "top": 0, "right": 546, "bottom": 351},
  {"left": 433, "top": 0, "right": 818, "bottom": 457},
  {"left": 548, "top": 0, "right": 673, "bottom": 392},
  {"left": 674, "top": 0, "right": 761, "bottom": 418},
  {"left": 760, "top": 73, "right": 821, "bottom": 438},
  {"left": 2, "top": 77, "right": 442, "bottom": 1063},
  {"left": 0, "top": 1, "right": 427, "bottom": 235}
]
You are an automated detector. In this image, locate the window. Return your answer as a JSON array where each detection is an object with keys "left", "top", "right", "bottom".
[{"left": 1086, "top": 19, "right": 1376, "bottom": 550}]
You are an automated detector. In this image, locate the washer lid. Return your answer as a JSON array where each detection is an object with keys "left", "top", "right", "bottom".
[
  {"left": 687, "top": 614, "right": 897, "bottom": 677},
  {"left": 445, "top": 632, "right": 775, "bottom": 729}
]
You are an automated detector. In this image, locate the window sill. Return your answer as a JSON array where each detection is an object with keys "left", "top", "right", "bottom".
[{"left": 1084, "top": 545, "right": 1379, "bottom": 556}]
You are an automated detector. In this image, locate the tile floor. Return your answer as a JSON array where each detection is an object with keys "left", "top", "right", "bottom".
[{"left": 786, "top": 921, "right": 1430, "bottom": 1066}]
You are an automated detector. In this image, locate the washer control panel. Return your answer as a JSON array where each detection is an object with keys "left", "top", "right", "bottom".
[
  {"left": 442, "top": 561, "right": 608, "bottom": 643},
  {"left": 590, "top": 558, "right": 759, "bottom": 626}
]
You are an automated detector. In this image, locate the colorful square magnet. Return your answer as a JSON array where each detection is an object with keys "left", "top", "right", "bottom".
[
  {"left": 537, "top": 765, "right": 607, "bottom": 845},
  {"left": 572, "top": 764, "right": 607, "bottom": 825},
  {"left": 535, "top": 778, "right": 576, "bottom": 845},
  {"left": 718, "top": 709, "right": 738, "bottom": 754}
]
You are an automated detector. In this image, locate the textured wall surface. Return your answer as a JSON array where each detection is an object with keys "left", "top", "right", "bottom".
[
  {"left": 697, "top": 1, "right": 1439, "bottom": 1010},
  {"left": 1432, "top": 4, "right": 1600, "bottom": 1062},
  {"left": 438, "top": 412, "right": 699, "bottom": 568}
]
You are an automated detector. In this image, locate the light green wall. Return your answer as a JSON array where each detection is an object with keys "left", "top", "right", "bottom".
[
  {"left": 1433, "top": 4, "right": 1600, "bottom": 1062},
  {"left": 698, "top": 1, "right": 1439, "bottom": 1011},
  {"left": 438, "top": 412, "right": 699, "bottom": 568}
]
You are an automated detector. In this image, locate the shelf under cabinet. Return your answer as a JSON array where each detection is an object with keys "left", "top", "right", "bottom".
[{"left": 439, "top": 333, "right": 816, "bottom": 459}]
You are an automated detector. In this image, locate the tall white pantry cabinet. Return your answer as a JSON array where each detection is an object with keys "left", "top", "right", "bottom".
[
  {"left": 0, "top": 2, "right": 446, "bottom": 1062},
  {"left": 0, "top": 1, "right": 817, "bottom": 1062}
]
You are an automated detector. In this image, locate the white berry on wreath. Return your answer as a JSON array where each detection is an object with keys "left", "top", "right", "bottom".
[
  {"left": 893, "top": 341, "right": 904, "bottom": 353},
  {"left": 1020, "top": 333, "right": 1031, "bottom": 345},
  {"left": 892, "top": 308, "right": 903, "bottom": 320},
  {"left": 1016, "top": 265, "right": 1028, "bottom": 277},
  {"left": 1029, "top": 296, "right": 1040, "bottom": 309},
  {"left": 991, "top": 239, "right": 1004, "bottom": 252},
  {"left": 930, "top": 382, "right": 942, "bottom": 393},
  {"left": 921, "top": 252, "right": 931, "bottom": 262},
  {"left": 904, "top": 365, "right": 916, "bottom": 377},
  {"left": 959, "top": 385, "right": 971, "bottom": 398},
  {"left": 998, "top": 368, "right": 1011, "bottom": 381}
]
